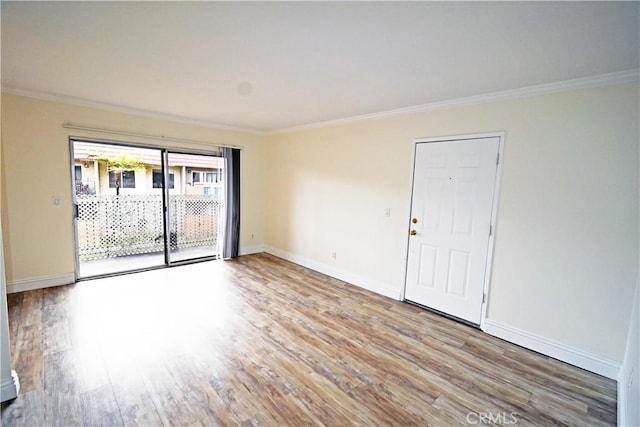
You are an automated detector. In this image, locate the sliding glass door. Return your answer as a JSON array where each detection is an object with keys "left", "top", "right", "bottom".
[
  {"left": 71, "top": 140, "right": 223, "bottom": 279},
  {"left": 166, "top": 152, "right": 223, "bottom": 263}
]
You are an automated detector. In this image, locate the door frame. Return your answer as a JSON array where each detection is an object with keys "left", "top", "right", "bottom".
[{"left": 401, "top": 132, "right": 505, "bottom": 328}]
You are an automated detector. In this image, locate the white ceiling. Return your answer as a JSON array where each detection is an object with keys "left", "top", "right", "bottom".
[{"left": 2, "top": 1, "right": 638, "bottom": 132}]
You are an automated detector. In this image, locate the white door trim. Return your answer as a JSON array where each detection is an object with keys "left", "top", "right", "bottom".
[{"left": 401, "top": 132, "right": 505, "bottom": 326}]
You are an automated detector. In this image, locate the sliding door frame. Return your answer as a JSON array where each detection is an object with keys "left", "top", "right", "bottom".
[
  {"left": 164, "top": 148, "right": 225, "bottom": 267},
  {"left": 69, "top": 136, "right": 224, "bottom": 280}
]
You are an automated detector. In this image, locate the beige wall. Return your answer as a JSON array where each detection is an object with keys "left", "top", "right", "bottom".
[
  {"left": 265, "top": 82, "right": 640, "bottom": 362},
  {"left": 1, "top": 93, "right": 266, "bottom": 282}
]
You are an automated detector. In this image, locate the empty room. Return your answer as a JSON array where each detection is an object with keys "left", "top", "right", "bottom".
[{"left": 1, "top": 1, "right": 639, "bottom": 426}]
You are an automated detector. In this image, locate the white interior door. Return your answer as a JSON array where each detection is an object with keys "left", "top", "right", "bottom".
[{"left": 404, "top": 137, "right": 500, "bottom": 324}]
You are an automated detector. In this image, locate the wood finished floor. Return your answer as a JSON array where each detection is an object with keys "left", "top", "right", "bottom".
[{"left": 2, "top": 253, "right": 616, "bottom": 426}]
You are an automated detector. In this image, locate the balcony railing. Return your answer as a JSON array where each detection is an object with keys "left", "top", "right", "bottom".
[{"left": 76, "top": 194, "right": 220, "bottom": 260}]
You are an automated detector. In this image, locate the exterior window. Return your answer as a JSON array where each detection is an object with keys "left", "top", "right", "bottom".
[
  {"left": 109, "top": 170, "right": 136, "bottom": 188},
  {"left": 192, "top": 170, "right": 218, "bottom": 184},
  {"left": 152, "top": 169, "right": 175, "bottom": 189},
  {"left": 74, "top": 165, "right": 83, "bottom": 183}
]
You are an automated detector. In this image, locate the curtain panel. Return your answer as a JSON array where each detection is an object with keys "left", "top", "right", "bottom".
[{"left": 223, "top": 148, "right": 241, "bottom": 258}]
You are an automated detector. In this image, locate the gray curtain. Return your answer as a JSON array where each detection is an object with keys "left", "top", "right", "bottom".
[{"left": 223, "top": 148, "right": 240, "bottom": 258}]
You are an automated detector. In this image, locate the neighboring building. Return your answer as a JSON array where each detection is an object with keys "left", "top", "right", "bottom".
[{"left": 73, "top": 142, "right": 223, "bottom": 196}]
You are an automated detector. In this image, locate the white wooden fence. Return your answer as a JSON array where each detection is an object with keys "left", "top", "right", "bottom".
[{"left": 76, "top": 194, "right": 220, "bottom": 260}]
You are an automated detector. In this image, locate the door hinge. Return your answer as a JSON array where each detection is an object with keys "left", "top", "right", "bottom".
[
  {"left": 489, "top": 224, "right": 493, "bottom": 236},
  {"left": 73, "top": 203, "right": 79, "bottom": 218},
  {"left": 496, "top": 153, "right": 500, "bottom": 165},
  {"left": 482, "top": 293, "right": 487, "bottom": 304}
]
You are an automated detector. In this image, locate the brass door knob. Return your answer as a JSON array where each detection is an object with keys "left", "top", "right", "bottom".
[
  {"left": 410, "top": 230, "right": 417, "bottom": 236},
  {"left": 412, "top": 218, "right": 418, "bottom": 223}
]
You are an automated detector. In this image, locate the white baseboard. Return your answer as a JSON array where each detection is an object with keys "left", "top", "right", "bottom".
[
  {"left": 239, "top": 245, "right": 265, "bottom": 256},
  {"left": 482, "top": 318, "right": 620, "bottom": 380},
  {"left": 264, "top": 246, "right": 401, "bottom": 300},
  {"left": 1, "top": 370, "right": 19, "bottom": 402},
  {"left": 618, "top": 368, "right": 627, "bottom": 426},
  {"left": 6, "top": 272, "right": 75, "bottom": 294}
]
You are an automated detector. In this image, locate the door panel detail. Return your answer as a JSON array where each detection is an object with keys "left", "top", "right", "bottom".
[
  {"left": 446, "top": 250, "right": 470, "bottom": 298},
  {"left": 417, "top": 244, "right": 438, "bottom": 288}
]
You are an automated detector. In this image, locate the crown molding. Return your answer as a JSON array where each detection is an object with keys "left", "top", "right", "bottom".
[
  {"left": 270, "top": 68, "right": 640, "bottom": 135},
  {"left": 0, "top": 87, "right": 265, "bottom": 136},
  {"left": 3, "top": 69, "right": 637, "bottom": 137}
]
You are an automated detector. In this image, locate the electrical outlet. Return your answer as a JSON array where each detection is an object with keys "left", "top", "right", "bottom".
[{"left": 331, "top": 252, "right": 337, "bottom": 259}]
